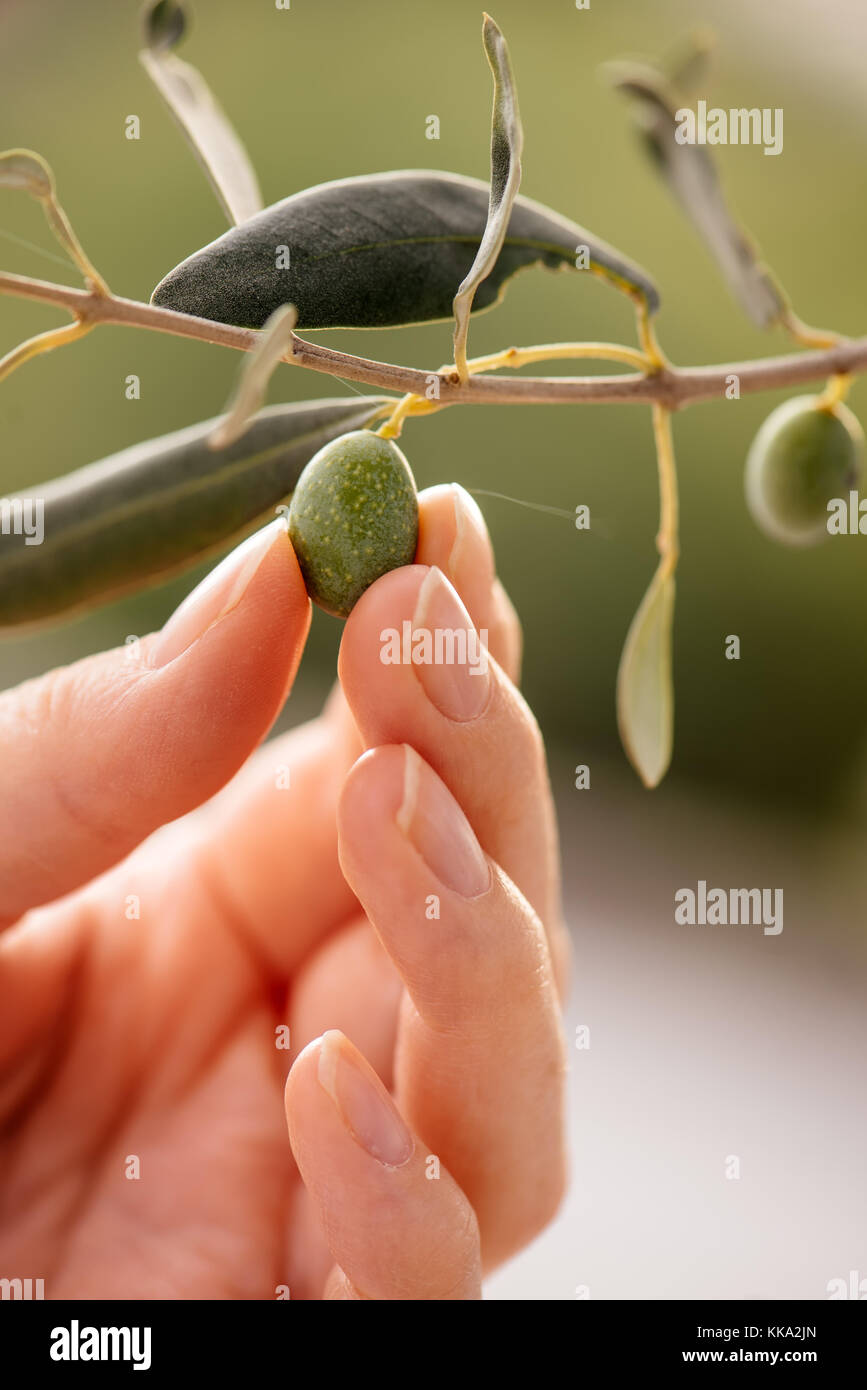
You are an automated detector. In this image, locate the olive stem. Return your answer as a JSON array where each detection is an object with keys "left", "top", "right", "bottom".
[
  {"left": 2, "top": 268, "right": 867, "bottom": 409},
  {"left": 815, "top": 373, "right": 852, "bottom": 411},
  {"left": 636, "top": 299, "right": 668, "bottom": 371},
  {"left": 779, "top": 308, "right": 842, "bottom": 352},
  {"left": 0, "top": 317, "right": 93, "bottom": 384},
  {"left": 376, "top": 339, "right": 654, "bottom": 436},
  {"left": 779, "top": 311, "right": 854, "bottom": 413},
  {"left": 652, "top": 404, "right": 679, "bottom": 577},
  {"left": 456, "top": 340, "right": 653, "bottom": 372},
  {"left": 40, "top": 192, "right": 111, "bottom": 299}
]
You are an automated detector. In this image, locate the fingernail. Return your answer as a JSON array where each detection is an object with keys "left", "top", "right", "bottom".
[
  {"left": 411, "top": 567, "right": 491, "bottom": 722},
  {"left": 318, "top": 1030, "right": 413, "bottom": 1167},
  {"left": 152, "top": 520, "right": 288, "bottom": 667},
  {"left": 448, "top": 484, "right": 490, "bottom": 579},
  {"left": 397, "top": 744, "right": 491, "bottom": 898}
]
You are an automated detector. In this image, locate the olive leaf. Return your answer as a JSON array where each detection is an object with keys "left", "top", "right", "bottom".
[
  {"left": 0, "top": 148, "right": 54, "bottom": 197},
  {"left": 616, "top": 563, "right": 675, "bottom": 788},
  {"left": 139, "top": 0, "right": 263, "bottom": 226},
  {"left": 0, "top": 397, "right": 388, "bottom": 630},
  {"left": 151, "top": 169, "right": 659, "bottom": 329},
  {"left": 663, "top": 29, "right": 716, "bottom": 97},
  {"left": 209, "top": 304, "right": 298, "bottom": 450},
  {"left": 609, "top": 62, "right": 785, "bottom": 329},
  {"left": 452, "top": 14, "right": 523, "bottom": 380},
  {"left": 0, "top": 148, "right": 108, "bottom": 291}
]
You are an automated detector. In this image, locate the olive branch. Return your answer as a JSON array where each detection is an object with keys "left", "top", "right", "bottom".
[
  {"left": 0, "top": 5, "right": 862, "bottom": 790},
  {"left": 2, "top": 267, "right": 864, "bottom": 408}
]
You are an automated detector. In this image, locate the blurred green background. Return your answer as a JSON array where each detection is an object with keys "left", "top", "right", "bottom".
[
  {"left": 6, "top": 2, "right": 866, "bottom": 1301},
  {"left": 2, "top": 0, "right": 866, "bottom": 817}
]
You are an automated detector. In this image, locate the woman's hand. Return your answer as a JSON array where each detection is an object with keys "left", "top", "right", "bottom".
[{"left": 0, "top": 484, "right": 568, "bottom": 1300}]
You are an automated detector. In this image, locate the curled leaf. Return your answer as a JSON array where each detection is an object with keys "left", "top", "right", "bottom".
[
  {"left": 609, "top": 61, "right": 785, "bottom": 329},
  {"left": 151, "top": 169, "right": 660, "bottom": 329},
  {"left": 452, "top": 14, "right": 523, "bottom": 380},
  {"left": 0, "top": 147, "right": 108, "bottom": 292},
  {"left": 142, "top": 0, "right": 186, "bottom": 50},
  {"left": 0, "top": 397, "right": 388, "bottom": 630},
  {"left": 616, "top": 563, "right": 675, "bottom": 788},
  {"left": 139, "top": 0, "right": 263, "bottom": 226},
  {"left": 0, "top": 148, "right": 54, "bottom": 197},
  {"left": 209, "top": 304, "right": 298, "bottom": 449},
  {"left": 663, "top": 29, "right": 716, "bottom": 96}
]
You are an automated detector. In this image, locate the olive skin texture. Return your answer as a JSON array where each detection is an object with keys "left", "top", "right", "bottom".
[
  {"left": 745, "top": 395, "right": 864, "bottom": 546},
  {"left": 288, "top": 430, "right": 419, "bottom": 618}
]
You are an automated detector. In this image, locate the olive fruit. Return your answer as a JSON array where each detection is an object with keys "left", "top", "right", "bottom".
[
  {"left": 745, "top": 395, "right": 864, "bottom": 546},
  {"left": 288, "top": 430, "right": 418, "bottom": 617}
]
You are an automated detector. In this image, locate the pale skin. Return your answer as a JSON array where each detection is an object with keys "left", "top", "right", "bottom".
[{"left": 0, "top": 483, "right": 569, "bottom": 1300}]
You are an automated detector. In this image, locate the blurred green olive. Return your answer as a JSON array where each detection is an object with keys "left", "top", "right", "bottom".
[
  {"left": 745, "top": 394, "right": 864, "bottom": 546},
  {"left": 288, "top": 430, "right": 419, "bottom": 618}
]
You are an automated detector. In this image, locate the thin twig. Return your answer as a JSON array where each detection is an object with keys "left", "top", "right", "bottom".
[{"left": 2, "top": 269, "right": 867, "bottom": 410}]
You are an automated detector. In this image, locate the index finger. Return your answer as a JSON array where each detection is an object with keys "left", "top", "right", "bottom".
[{"left": 0, "top": 521, "right": 309, "bottom": 928}]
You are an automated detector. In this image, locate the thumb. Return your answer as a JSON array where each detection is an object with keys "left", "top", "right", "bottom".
[{"left": 0, "top": 518, "right": 310, "bottom": 928}]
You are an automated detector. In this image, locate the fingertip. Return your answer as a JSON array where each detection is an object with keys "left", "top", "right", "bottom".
[
  {"left": 144, "top": 521, "right": 312, "bottom": 780},
  {"left": 417, "top": 483, "right": 493, "bottom": 582},
  {"left": 284, "top": 1033, "right": 326, "bottom": 1148},
  {"left": 417, "top": 483, "right": 496, "bottom": 626},
  {"left": 152, "top": 518, "right": 310, "bottom": 682},
  {"left": 338, "top": 744, "right": 405, "bottom": 836},
  {"left": 322, "top": 1266, "right": 360, "bottom": 1300},
  {"left": 284, "top": 1027, "right": 482, "bottom": 1299},
  {"left": 285, "top": 1031, "right": 325, "bottom": 1098}
]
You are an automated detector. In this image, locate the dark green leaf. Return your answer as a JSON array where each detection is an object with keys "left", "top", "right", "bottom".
[
  {"left": 453, "top": 15, "right": 524, "bottom": 377},
  {"left": 151, "top": 168, "right": 660, "bottom": 329},
  {"left": 609, "top": 62, "right": 784, "bottom": 329},
  {"left": 0, "top": 397, "right": 388, "bottom": 630}
]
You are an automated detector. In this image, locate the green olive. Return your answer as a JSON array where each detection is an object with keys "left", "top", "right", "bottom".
[
  {"left": 288, "top": 430, "right": 419, "bottom": 617},
  {"left": 744, "top": 395, "right": 864, "bottom": 546}
]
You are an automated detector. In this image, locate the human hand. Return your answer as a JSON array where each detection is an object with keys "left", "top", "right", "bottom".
[{"left": 0, "top": 484, "right": 568, "bottom": 1300}]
